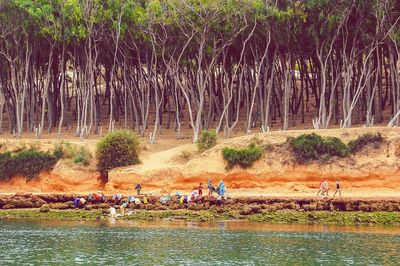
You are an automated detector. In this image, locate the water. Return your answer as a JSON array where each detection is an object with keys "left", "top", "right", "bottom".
[{"left": 1, "top": 219, "right": 400, "bottom": 265}]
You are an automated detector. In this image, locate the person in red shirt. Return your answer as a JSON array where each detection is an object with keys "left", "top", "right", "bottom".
[{"left": 198, "top": 183, "right": 203, "bottom": 197}]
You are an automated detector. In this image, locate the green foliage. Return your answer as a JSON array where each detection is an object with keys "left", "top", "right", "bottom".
[
  {"left": 53, "top": 141, "right": 92, "bottom": 166},
  {"left": 197, "top": 129, "right": 217, "bottom": 152},
  {"left": 0, "top": 152, "right": 14, "bottom": 179},
  {"left": 322, "top": 137, "right": 349, "bottom": 157},
  {"left": 96, "top": 131, "right": 140, "bottom": 174},
  {"left": 73, "top": 147, "right": 92, "bottom": 166},
  {"left": 222, "top": 143, "right": 263, "bottom": 169},
  {"left": 348, "top": 133, "right": 384, "bottom": 154},
  {"left": 0, "top": 149, "right": 58, "bottom": 181},
  {"left": 289, "top": 133, "right": 349, "bottom": 163},
  {"left": 53, "top": 144, "right": 64, "bottom": 160}
]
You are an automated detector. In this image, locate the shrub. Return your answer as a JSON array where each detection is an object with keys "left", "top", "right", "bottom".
[
  {"left": 54, "top": 142, "right": 92, "bottom": 165},
  {"left": 322, "top": 137, "right": 349, "bottom": 157},
  {"left": 73, "top": 146, "right": 92, "bottom": 166},
  {"left": 222, "top": 143, "right": 263, "bottom": 169},
  {"left": 96, "top": 131, "right": 140, "bottom": 175},
  {"left": 179, "top": 150, "right": 193, "bottom": 161},
  {"left": 53, "top": 141, "right": 78, "bottom": 159},
  {"left": 289, "top": 133, "right": 349, "bottom": 163},
  {"left": 52, "top": 144, "right": 64, "bottom": 160},
  {"left": 0, "top": 149, "right": 58, "bottom": 181},
  {"left": 197, "top": 129, "right": 217, "bottom": 152},
  {"left": 348, "top": 133, "right": 384, "bottom": 154},
  {"left": 0, "top": 152, "right": 13, "bottom": 180},
  {"left": 288, "top": 133, "right": 324, "bottom": 161},
  {"left": 12, "top": 150, "right": 58, "bottom": 180}
]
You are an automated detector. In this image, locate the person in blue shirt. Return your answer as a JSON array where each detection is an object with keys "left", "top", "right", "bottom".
[{"left": 219, "top": 180, "right": 226, "bottom": 197}]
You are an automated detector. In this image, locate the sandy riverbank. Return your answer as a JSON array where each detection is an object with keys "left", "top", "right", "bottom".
[{"left": 0, "top": 127, "right": 399, "bottom": 198}]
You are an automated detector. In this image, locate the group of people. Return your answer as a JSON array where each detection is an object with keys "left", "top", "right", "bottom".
[
  {"left": 317, "top": 178, "right": 341, "bottom": 197},
  {"left": 200, "top": 179, "right": 226, "bottom": 198},
  {"left": 157, "top": 179, "right": 228, "bottom": 206},
  {"left": 73, "top": 180, "right": 228, "bottom": 217}
]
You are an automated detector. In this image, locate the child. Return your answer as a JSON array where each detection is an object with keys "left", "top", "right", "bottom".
[{"left": 199, "top": 183, "right": 203, "bottom": 197}]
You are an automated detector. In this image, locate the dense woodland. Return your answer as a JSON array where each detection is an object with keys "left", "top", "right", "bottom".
[{"left": 0, "top": 0, "right": 399, "bottom": 143}]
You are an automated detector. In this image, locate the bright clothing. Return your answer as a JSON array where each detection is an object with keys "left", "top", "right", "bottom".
[{"left": 219, "top": 181, "right": 226, "bottom": 196}]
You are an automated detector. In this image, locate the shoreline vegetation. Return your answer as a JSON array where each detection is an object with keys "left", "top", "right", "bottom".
[
  {"left": 1, "top": 209, "right": 400, "bottom": 226},
  {"left": 1, "top": 194, "right": 400, "bottom": 225}
]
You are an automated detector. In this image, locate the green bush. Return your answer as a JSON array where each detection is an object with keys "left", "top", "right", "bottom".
[
  {"left": 0, "top": 149, "right": 58, "bottom": 181},
  {"left": 73, "top": 147, "right": 92, "bottom": 166},
  {"left": 53, "top": 141, "right": 78, "bottom": 159},
  {"left": 96, "top": 131, "right": 140, "bottom": 175},
  {"left": 13, "top": 150, "right": 58, "bottom": 180},
  {"left": 322, "top": 137, "right": 349, "bottom": 157},
  {"left": 222, "top": 143, "right": 263, "bottom": 168},
  {"left": 197, "top": 129, "right": 217, "bottom": 152},
  {"left": 53, "top": 144, "right": 64, "bottom": 160},
  {"left": 289, "top": 133, "right": 349, "bottom": 163},
  {"left": 348, "top": 133, "right": 384, "bottom": 154},
  {"left": 54, "top": 142, "right": 92, "bottom": 165},
  {"left": 0, "top": 152, "right": 13, "bottom": 180}
]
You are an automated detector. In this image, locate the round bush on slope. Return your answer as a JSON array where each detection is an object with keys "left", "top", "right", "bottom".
[
  {"left": 96, "top": 131, "right": 140, "bottom": 175},
  {"left": 197, "top": 129, "right": 217, "bottom": 152}
]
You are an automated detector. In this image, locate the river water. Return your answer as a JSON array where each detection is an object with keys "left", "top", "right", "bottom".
[{"left": 1, "top": 219, "right": 400, "bottom": 265}]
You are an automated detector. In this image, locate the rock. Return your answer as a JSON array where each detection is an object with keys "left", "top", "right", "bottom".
[
  {"left": 98, "top": 203, "right": 110, "bottom": 209},
  {"left": 5, "top": 200, "right": 34, "bottom": 208},
  {"left": 49, "top": 203, "right": 71, "bottom": 210},
  {"left": 84, "top": 204, "right": 94, "bottom": 210},
  {"left": 239, "top": 205, "right": 261, "bottom": 215},
  {"left": 40, "top": 204, "right": 50, "bottom": 212},
  {"left": 33, "top": 198, "right": 47, "bottom": 208}
]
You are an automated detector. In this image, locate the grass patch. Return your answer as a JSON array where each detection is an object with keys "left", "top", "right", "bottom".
[
  {"left": 222, "top": 143, "right": 263, "bottom": 169},
  {"left": 0, "top": 209, "right": 103, "bottom": 220},
  {"left": 1, "top": 209, "right": 400, "bottom": 225},
  {"left": 197, "top": 129, "right": 217, "bottom": 152},
  {"left": 348, "top": 133, "right": 384, "bottom": 154},
  {"left": 73, "top": 147, "right": 92, "bottom": 166},
  {"left": 54, "top": 141, "right": 92, "bottom": 165},
  {"left": 179, "top": 150, "right": 193, "bottom": 161},
  {"left": 249, "top": 210, "right": 400, "bottom": 225}
]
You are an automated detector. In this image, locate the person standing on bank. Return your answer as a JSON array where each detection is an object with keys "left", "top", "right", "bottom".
[
  {"left": 333, "top": 179, "right": 341, "bottom": 197},
  {"left": 135, "top": 184, "right": 142, "bottom": 195},
  {"left": 208, "top": 179, "right": 213, "bottom": 197},
  {"left": 316, "top": 180, "right": 324, "bottom": 196},
  {"left": 323, "top": 179, "right": 329, "bottom": 196},
  {"left": 198, "top": 183, "right": 203, "bottom": 197}
]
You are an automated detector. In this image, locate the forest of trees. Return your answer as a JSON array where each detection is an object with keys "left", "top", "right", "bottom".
[{"left": 0, "top": 0, "right": 399, "bottom": 143}]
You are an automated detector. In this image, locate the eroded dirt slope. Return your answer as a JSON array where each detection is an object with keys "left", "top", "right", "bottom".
[{"left": 1, "top": 127, "right": 400, "bottom": 197}]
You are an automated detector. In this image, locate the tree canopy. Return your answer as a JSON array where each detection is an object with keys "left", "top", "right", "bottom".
[{"left": 0, "top": 0, "right": 399, "bottom": 142}]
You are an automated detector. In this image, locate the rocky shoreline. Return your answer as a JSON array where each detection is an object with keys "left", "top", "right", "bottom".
[
  {"left": 2, "top": 193, "right": 400, "bottom": 212},
  {"left": 1, "top": 193, "right": 400, "bottom": 225}
]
